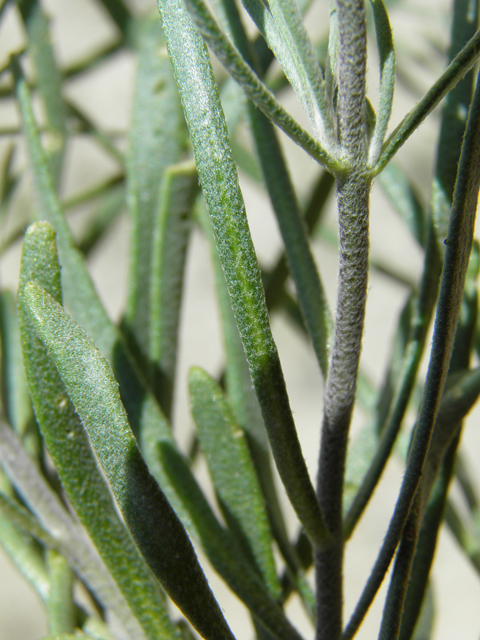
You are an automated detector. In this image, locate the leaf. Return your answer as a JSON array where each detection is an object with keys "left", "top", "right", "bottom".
[
  {"left": 0, "top": 291, "right": 31, "bottom": 436},
  {"left": 190, "top": 367, "right": 280, "bottom": 598},
  {"left": 367, "top": 0, "right": 396, "bottom": 166},
  {"left": 22, "top": 279, "right": 236, "bottom": 640},
  {"left": 157, "top": 0, "right": 329, "bottom": 548},
  {"left": 18, "top": 0, "right": 66, "bottom": 184},
  {"left": 430, "top": 0, "right": 479, "bottom": 251},
  {"left": 46, "top": 550, "right": 76, "bottom": 636},
  {"left": 158, "top": 442, "right": 305, "bottom": 640},
  {"left": 241, "top": 0, "right": 334, "bottom": 147},
  {"left": 0, "top": 482, "right": 50, "bottom": 602},
  {"left": 124, "top": 16, "right": 188, "bottom": 402},
  {"left": 18, "top": 222, "right": 178, "bottom": 640},
  {"left": 148, "top": 161, "right": 197, "bottom": 417},
  {"left": 0, "top": 420, "right": 147, "bottom": 640},
  {"left": 174, "top": 0, "right": 340, "bottom": 171}
]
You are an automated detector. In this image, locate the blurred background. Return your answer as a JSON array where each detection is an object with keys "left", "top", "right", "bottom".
[{"left": 0, "top": 0, "right": 479, "bottom": 638}]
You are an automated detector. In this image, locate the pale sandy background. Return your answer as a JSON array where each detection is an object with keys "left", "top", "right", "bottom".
[{"left": 0, "top": 0, "right": 479, "bottom": 638}]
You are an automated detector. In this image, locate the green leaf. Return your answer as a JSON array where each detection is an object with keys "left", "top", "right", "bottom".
[
  {"left": 18, "top": 222, "right": 178, "bottom": 640},
  {"left": 76, "top": 185, "right": 126, "bottom": 256},
  {"left": 430, "top": 0, "right": 479, "bottom": 252},
  {"left": 157, "top": 0, "right": 330, "bottom": 548},
  {"left": 148, "top": 161, "right": 197, "bottom": 417},
  {"left": 158, "top": 442, "right": 305, "bottom": 640},
  {"left": 22, "top": 280, "right": 236, "bottom": 640},
  {"left": 124, "top": 17, "right": 188, "bottom": 404},
  {"left": 190, "top": 367, "right": 280, "bottom": 598},
  {"left": 0, "top": 291, "right": 31, "bottom": 436},
  {"left": 13, "top": 42, "right": 186, "bottom": 511},
  {"left": 173, "top": 0, "right": 340, "bottom": 171},
  {"left": 0, "top": 481, "right": 50, "bottom": 602},
  {"left": 46, "top": 550, "right": 76, "bottom": 636},
  {"left": 17, "top": 0, "right": 66, "bottom": 184},
  {"left": 368, "top": 0, "right": 396, "bottom": 165},
  {"left": 0, "top": 420, "right": 147, "bottom": 640},
  {"left": 241, "top": 0, "right": 334, "bottom": 148},
  {"left": 419, "top": 367, "right": 480, "bottom": 511}
]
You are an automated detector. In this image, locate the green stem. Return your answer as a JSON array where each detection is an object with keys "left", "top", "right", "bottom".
[{"left": 315, "top": 2, "right": 369, "bottom": 639}]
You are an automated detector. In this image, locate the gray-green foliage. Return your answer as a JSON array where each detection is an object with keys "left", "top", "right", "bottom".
[{"left": 0, "top": 1, "right": 480, "bottom": 640}]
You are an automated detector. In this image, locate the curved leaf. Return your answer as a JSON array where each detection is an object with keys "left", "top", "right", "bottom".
[
  {"left": 22, "top": 279, "right": 236, "bottom": 640},
  {"left": 18, "top": 222, "right": 178, "bottom": 640}
]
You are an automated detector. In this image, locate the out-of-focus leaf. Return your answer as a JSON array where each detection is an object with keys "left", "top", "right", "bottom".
[
  {"left": 18, "top": 0, "right": 66, "bottom": 184},
  {"left": 0, "top": 291, "right": 31, "bottom": 436},
  {"left": 148, "top": 161, "right": 197, "bottom": 417},
  {"left": 430, "top": 0, "right": 479, "bottom": 251},
  {"left": 190, "top": 367, "right": 280, "bottom": 598},
  {"left": 76, "top": 185, "right": 126, "bottom": 256},
  {"left": 0, "top": 479, "right": 50, "bottom": 602},
  {"left": 46, "top": 550, "right": 75, "bottom": 636},
  {"left": 22, "top": 280, "right": 236, "bottom": 640},
  {"left": 124, "top": 16, "right": 187, "bottom": 397}
]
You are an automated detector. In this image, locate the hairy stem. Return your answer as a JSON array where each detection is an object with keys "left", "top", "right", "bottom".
[{"left": 315, "top": 2, "right": 369, "bottom": 638}]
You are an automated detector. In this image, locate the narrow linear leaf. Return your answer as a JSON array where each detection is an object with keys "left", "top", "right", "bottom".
[
  {"left": 430, "top": 0, "right": 479, "bottom": 251},
  {"left": 190, "top": 366, "right": 280, "bottom": 598},
  {"left": 0, "top": 291, "right": 31, "bottom": 436},
  {"left": 18, "top": 0, "right": 66, "bottom": 184},
  {"left": 157, "top": 0, "right": 330, "bottom": 548},
  {"left": 173, "top": 0, "right": 340, "bottom": 171},
  {"left": 418, "top": 366, "right": 480, "bottom": 513},
  {"left": 18, "top": 222, "right": 178, "bottom": 640},
  {"left": 77, "top": 185, "right": 126, "bottom": 256},
  {"left": 22, "top": 280, "right": 236, "bottom": 640},
  {"left": 241, "top": 0, "right": 334, "bottom": 147},
  {"left": 0, "top": 485, "right": 50, "bottom": 602},
  {"left": 124, "top": 16, "right": 186, "bottom": 393},
  {"left": 368, "top": 0, "right": 396, "bottom": 165},
  {"left": 149, "top": 161, "right": 197, "bottom": 417},
  {"left": 197, "top": 202, "right": 305, "bottom": 597},
  {"left": 46, "top": 550, "right": 76, "bottom": 636}
]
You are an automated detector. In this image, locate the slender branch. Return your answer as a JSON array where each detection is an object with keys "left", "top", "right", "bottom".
[{"left": 315, "top": 2, "right": 369, "bottom": 639}]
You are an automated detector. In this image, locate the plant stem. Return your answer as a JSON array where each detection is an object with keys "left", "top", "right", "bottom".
[{"left": 315, "top": 2, "right": 369, "bottom": 638}]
